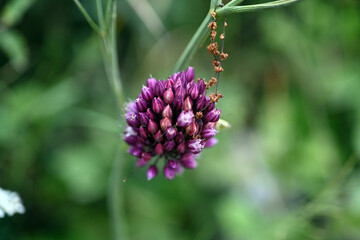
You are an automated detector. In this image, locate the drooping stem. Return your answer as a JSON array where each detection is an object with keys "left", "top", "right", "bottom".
[{"left": 216, "top": 0, "right": 301, "bottom": 17}]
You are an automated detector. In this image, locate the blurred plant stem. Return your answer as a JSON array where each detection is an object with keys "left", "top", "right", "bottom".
[
  {"left": 173, "top": 0, "right": 221, "bottom": 72},
  {"left": 74, "top": 0, "right": 123, "bottom": 108},
  {"left": 74, "top": 1, "right": 124, "bottom": 240},
  {"left": 173, "top": 0, "right": 301, "bottom": 72}
]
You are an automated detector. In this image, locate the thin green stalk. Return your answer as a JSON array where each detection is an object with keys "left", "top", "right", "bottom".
[
  {"left": 109, "top": 1, "right": 123, "bottom": 108},
  {"left": 96, "top": 0, "right": 105, "bottom": 30},
  {"left": 173, "top": 0, "right": 222, "bottom": 72},
  {"left": 226, "top": 0, "right": 246, "bottom": 7},
  {"left": 216, "top": 0, "right": 301, "bottom": 17},
  {"left": 173, "top": 14, "right": 211, "bottom": 73},
  {"left": 73, "top": 0, "right": 101, "bottom": 34},
  {"left": 108, "top": 142, "right": 127, "bottom": 240}
]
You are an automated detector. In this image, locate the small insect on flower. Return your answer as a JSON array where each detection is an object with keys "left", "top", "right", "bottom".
[{"left": 123, "top": 67, "right": 221, "bottom": 180}]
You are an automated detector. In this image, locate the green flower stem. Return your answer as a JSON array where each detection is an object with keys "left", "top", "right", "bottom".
[
  {"left": 226, "top": 0, "right": 246, "bottom": 7},
  {"left": 73, "top": 0, "right": 101, "bottom": 34},
  {"left": 216, "top": 0, "right": 301, "bottom": 17},
  {"left": 173, "top": 0, "right": 222, "bottom": 72},
  {"left": 173, "top": 14, "right": 211, "bottom": 73}
]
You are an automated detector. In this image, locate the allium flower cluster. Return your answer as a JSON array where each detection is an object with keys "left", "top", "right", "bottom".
[{"left": 124, "top": 67, "right": 221, "bottom": 180}]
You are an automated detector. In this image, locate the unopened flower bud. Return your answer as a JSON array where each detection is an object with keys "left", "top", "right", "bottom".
[
  {"left": 125, "top": 112, "right": 140, "bottom": 128},
  {"left": 197, "top": 79, "right": 206, "bottom": 94},
  {"left": 164, "top": 140, "right": 175, "bottom": 152},
  {"left": 152, "top": 97, "right": 164, "bottom": 114},
  {"left": 187, "top": 139, "right": 205, "bottom": 154},
  {"left": 180, "top": 154, "right": 198, "bottom": 169},
  {"left": 147, "top": 78, "right": 157, "bottom": 91},
  {"left": 183, "top": 96, "right": 193, "bottom": 111},
  {"left": 141, "top": 86, "right": 154, "bottom": 102},
  {"left": 163, "top": 88, "right": 174, "bottom": 104},
  {"left": 155, "top": 143, "right": 164, "bottom": 155},
  {"left": 160, "top": 117, "right": 172, "bottom": 131},
  {"left": 176, "top": 142, "right": 186, "bottom": 153},
  {"left": 185, "top": 120, "right": 199, "bottom": 136},
  {"left": 205, "top": 138, "right": 218, "bottom": 148},
  {"left": 148, "top": 119, "right": 159, "bottom": 134},
  {"left": 166, "top": 127, "right": 177, "bottom": 140},
  {"left": 177, "top": 111, "right": 194, "bottom": 127},
  {"left": 164, "top": 79, "right": 174, "bottom": 89},
  {"left": 147, "top": 165, "right": 158, "bottom": 180},
  {"left": 201, "top": 128, "right": 218, "bottom": 138},
  {"left": 139, "top": 112, "right": 149, "bottom": 125},
  {"left": 128, "top": 146, "right": 143, "bottom": 157},
  {"left": 196, "top": 95, "right": 206, "bottom": 111},
  {"left": 155, "top": 81, "right": 165, "bottom": 97},
  {"left": 146, "top": 108, "right": 156, "bottom": 120},
  {"left": 175, "top": 86, "right": 186, "bottom": 98},
  {"left": 203, "top": 121, "right": 216, "bottom": 129},
  {"left": 135, "top": 97, "right": 148, "bottom": 112},
  {"left": 205, "top": 109, "right": 221, "bottom": 122},
  {"left": 186, "top": 66, "right": 195, "bottom": 83},
  {"left": 162, "top": 105, "right": 173, "bottom": 119},
  {"left": 153, "top": 130, "right": 164, "bottom": 142},
  {"left": 168, "top": 160, "right": 178, "bottom": 169},
  {"left": 163, "top": 165, "right": 175, "bottom": 180},
  {"left": 173, "top": 96, "right": 183, "bottom": 109},
  {"left": 207, "top": 102, "right": 215, "bottom": 112},
  {"left": 139, "top": 126, "right": 148, "bottom": 138},
  {"left": 175, "top": 132, "right": 184, "bottom": 143},
  {"left": 188, "top": 83, "right": 199, "bottom": 100}
]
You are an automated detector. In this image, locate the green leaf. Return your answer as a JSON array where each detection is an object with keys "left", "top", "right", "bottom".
[
  {"left": 0, "top": 29, "right": 28, "bottom": 72},
  {"left": 1, "top": 0, "right": 35, "bottom": 27}
]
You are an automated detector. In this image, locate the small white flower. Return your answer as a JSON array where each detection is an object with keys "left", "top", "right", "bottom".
[{"left": 0, "top": 188, "right": 25, "bottom": 218}]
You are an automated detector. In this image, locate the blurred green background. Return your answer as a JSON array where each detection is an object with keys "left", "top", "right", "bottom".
[{"left": 1, "top": 0, "right": 360, "bottom": 239}]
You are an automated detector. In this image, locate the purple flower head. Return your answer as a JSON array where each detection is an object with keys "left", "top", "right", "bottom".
[{"left": 123, "top": 67, "right": 222, "bottom": 180}]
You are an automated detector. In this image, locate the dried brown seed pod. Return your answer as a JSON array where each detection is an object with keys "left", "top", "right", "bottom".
[{"left": 220, "top": 52, "right": 228, "bottom": 60}]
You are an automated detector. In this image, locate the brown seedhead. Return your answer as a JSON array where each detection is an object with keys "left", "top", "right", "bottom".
[
  {"left": 214, "top": 66, "right": 224, "bottom": 73},
  {"left": 220, "top": 52, "right": 228, "bottom": 60},
  {"left": 207, "top": 42, "right": 220, "bottom": 55},
  {"left": 196, "top": 112, "right": 203, "bottom": 119}
]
